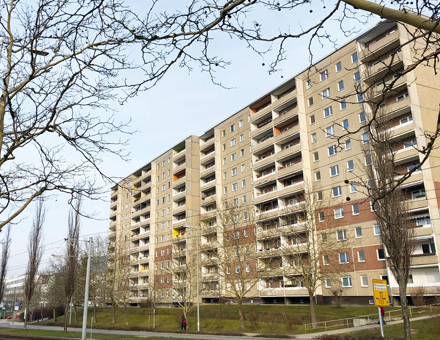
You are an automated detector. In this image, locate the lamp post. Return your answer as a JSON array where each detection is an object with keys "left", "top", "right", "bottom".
[{"left": 81, "top": 237, "right": 93, "bottom": 340}]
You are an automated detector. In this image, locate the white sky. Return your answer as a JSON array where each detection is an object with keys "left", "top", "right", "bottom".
[{"left": 5, "top": 2, "right": 380, "bottom": 277}]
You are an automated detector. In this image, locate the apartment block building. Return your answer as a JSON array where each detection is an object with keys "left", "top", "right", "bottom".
[{"left": 109, "top": 20, "right": 440, "bottom": 306}]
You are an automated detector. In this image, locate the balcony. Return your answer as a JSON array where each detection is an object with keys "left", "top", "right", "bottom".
[
  {"left": 173, "top": 161, "right": 186, "bottom": 175},
  {"left": 172, "top": 175, "right": 186, "bottom": 188},
  {"left": 360, "top": 29, "right": 400, "bottom": 61},
  {"left": 255, "top": 187, "right": 279, "bottom": 203},
  {"left": 201, "top": 225, "right": 217, "bottom": 235},
  {"left": 254, "top": 171, "right": 277, "bottom": 188},
  {"left": 173, "top": 203, "right": 186, "bottom": 215},
  {"left": 363, "top": 51, "right": 404, "bottom": 83},
  {"left": 252, "top": 135, "right": 274, "bottom": 154},
  {"left": 201, "top": 177, "right": 216, "bottom": 190},
  {"left": 250, "top": 96, "right": 272, "bottom": 121},
  {"left": 276, "top": 143, "right": 301, "bottom": 160},
  {"left": 370, "top": 75, "right": 407, "bottom": 99},
  {"left": 387, "top": 120, "right": 414, "bottom": 140},
  {"left": 200, "top": 163, "right": 216, "bottom": 176},
  {"left": 411, "top": 253, "right": 438, "bottom": 266},
  {"left": 276, "top": 163, "right": 303, "bottom": 180},
  {"left": 273, "top": 104, "right": 298, "bottom": 126},
  {"left": 200, "top": 149, "right": 216, "bottom": 163},
  {"left": 173, "top": 148, "right": 186, "bottom": 162},
  {"left": 200, "top": 137, "right": 215, "bottom": 153},
  {"left": 260, "top": 287, "right": 308, "bottom": 296}
]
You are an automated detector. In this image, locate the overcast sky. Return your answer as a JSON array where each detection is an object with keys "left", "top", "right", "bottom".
[{"left": 6, "top": 2, "right": 380, "bottom": 277}]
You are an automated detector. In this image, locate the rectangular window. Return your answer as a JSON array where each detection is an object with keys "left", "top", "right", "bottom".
[
  {"left": 352, "top": 204, "right": 359, "bottom": 215},
  {"left": 377, "top": 249, "right": 386, "bottom": 260},
  {"left": 358, "top": 250, "right": 365, "bottom": 262},
  {"left": 355, "top": 226, "right": 362, "bottom": 238},
  {"left": 333, "top": 186, "right": 342, "bottom": 197},
  {"left": 328, "top": 145, "right": 337, "bottom": 156},
  {"left": 231, "top": 153, "right": 236, "bottom": 161},
  {"left": 232, "top": 183, "right": 238, "bottom": 191},
  {"left": 241, "top": 164, "right": 245, "bottom": 172},
  {"left": 313, "top": 152, "right": 319, "bottom": 162},
  {"left": 242, "top": 179, "right": 246, "bottom": 188},
  {"left": 359, "top": 112, "right": 366, "bottom": 123},
  {"left": 330, "top": 165, "right": 339, "bottom": 177},
  {"left": 310, "top": 114, "right": 315, "bottom": 124},
  {"left": 323, "top": 255, "right": 329, "bottom": 265},
  {"left": 321, "top": 232, "right": 328, "bottom": 243},
  {"left": 350, "top": 182, "right": 357, "bottom": 193},
  {"left": 342, "top": 119, "right": 349, "bottom": 130},
  {"left": 306, "top": 79, "right": 312, "bottom": 89},
  {"left": 233, "top": 198, "right": 238, "bottom": 207},
  {"left": 319, "top": 212, "right": 325, "bottom": 222},
  {"left": 231, "top": 138, "right": 236, "bottom": 147},
  {"left": 322, "top": 88, "right": 331, "bottom": 98},
  {"left": 243, "top": 195, "right": 247, "bottom": 203},
  {"left": 342, "top": 276, "right": 352, "bottom": 287},
  {"left": 335, "top": 61, "right": 342, "bottom": 72},
  {"left": 345, "top": 139, "right": 352, "bottom": 150},
  {"left": 325, "top": 278, "right": 332, "bottom": 288},
  {"left": 315, "top": 171, "right": 321, "bottom": 181},
  {"left": 337, "top": 229, "right": 347, "bottom": 241},
  {"left": 412, "top": 189, "right": 426, "bottom": 199},
  {"left": 223, "top": 171, "right": 227, "bottom": 180},
  {"left": 361, "top": 275, "right": 369, "bottom": 287},
  {"left": 365, "top": 154, "right": 372, "bottom": 166},
  {"left": 230, "top": 124, "right": 235, "bottom": 132},
  {"left": 232, "top": 168, "right": 237, "bottom": 176},
  {"left": 223, "top": 157, "right": 226, "bottom": 165},
  {"left": 324, "top": 106, "right": 333, "bottom": 118},
  {"left": 311, "top": 133, "right": 317, "bottom": 143},
  {"left": 351, "top": 52, "right": 358, "bottom": 63},
  {"left": 239, "top": 119, "right": 243, "bottom": 127},
  {"left": 362, "top": 133, "right": 369, "bottom": 144},
  {"left": 354, "top": 71, "right": 361, "bottom": 82},
  {"left": 338, "top": 80, "right": 344, "bottom": 91},
  {"left": 334, "top": 207, "right": 344, "bottom": 219},
  {"left": 397, "top": 93, "right": 409, "bottom": 101},
  {"left": 357, "top": 93, "right": 364, "bottom": 102},
  {"left": 240, "top": 149, "right": 244, "bottom": 157},
  {"left": 240, "top": 134, "right": 244, "bottom": 142},
  {"left": 374, "top": 224, "right": 381, "bottom": 235},
  {"left": 326, "top": 125, "right": 335, "bottom": 136},
  {"left": 320, "top": 69, "right": 329, "bottom": 81},
  {"left": 340, "top": 100, "right": 347, "bottom": 110},
  {"left": 339, "top": 253, "right": 349, "bottom": 264},
  {"left": 317, "top": 191, "right": 323, "bottom": 201},
  {"left": 308, "top": 97, "right": 314, "bottom": 107}
]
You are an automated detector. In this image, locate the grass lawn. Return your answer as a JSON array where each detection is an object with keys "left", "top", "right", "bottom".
[
  {"left": 343, "top": 316, "right": 440, "bottom": 340},
  {"left": 39, "top": 304, "right": 399, "bottom": 335},
  {"left": 0, "top": 328, "right": 176, "bottom": 339}
]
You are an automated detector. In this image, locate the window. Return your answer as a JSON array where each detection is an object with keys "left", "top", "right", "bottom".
[
  {"left": 359, "top": 112, "right": 366, "bottom": 123},
  {"left": 231, "top": 153, "right": 236, "bottom": 161},
  {"left": 321, "top": 232, "right": 328, "bottom": 243},
  {"left": 412, "top": 189, "right": 426, "bottom": 199},
  {"left": 233, "top": 198, "right": 238, "bottom": 207},
  {"left": 306, "top": 79, "right": 312, "bottom": 89},
  {"left": 416, "top": 216, "right": 431, "bottom": 226},
  {"left": 328, "top": 145, "right": 337, "bottom": 156},
  {"left": 355, "top": 226, "right": 362, "bottom": 238},
  {"left": 335, "top": 61, "right": 342, "bottom": 72},
  {"left": 365, "top": 154, "right": 372, "bottom": 165},
  {"left": 242, "top": 179, "right": 246, "bottom": 188},
  {"left": 408, "top": 164, "right": 421, "bottom": 172},
  {"left": 330, "top": 165, "right": 339, "bottom": 177},
  {"left": 313, "top": 152, "right": 319, "bottom": 162},
  {"left": 236, "top": 265, "right": 241, "bottom": 273},
  {"left": 339, "top": 253, "right": 349, "bottom": 264},
  {"left": 319, "top": 212, "right": 325, "bottom": 222},
  {"left": 350, "top": 182, "right": 357, "bottom": 193},
  {"left": 232, "top": 168, "right": 237, "bottom": 176},
  {"left": 311, "top": 133, "right": 317, "bottom": 143},
  {"left": 317, "top": 191, "right": 323, "bottom": 201},
  {"left": 333, "top": 186, "right": 342, "bottom": 197},
  {"left": 320, "top": 70, "right": 329, "bottom": 81},
  {"left": 231, "top": 138, "right": 236, "bottom": 147},
  {"left": 314, "top": 171, "right": 321, "bottom": 182},
  {"left": 334, "top": 207, "right": 344, "bottom": 219},
  {"left": 244, "top": 229, "right": 248, "bottom": 237},
  {"left": 240, "top": 149, "right": 244, "bottom": 157},
  {"left": 361, "top": 275, "right": 369, "bottom": 287},
  {"left": 400, "top": 115, "right": 413, "bottom": 124},
  {"left": 234, "top": 214, "right": 239, "bottom": 223},
  {"left": 243, "top": 195, "right": 247, "bottom": 203},
  {"left": 325, "top": 278, "right": 332, "bottom": 288},
  {"left": 246, "top": 264, "right": 250, "bottom": 272},
  {"left": 377, "top": 249, "right": 385, "bottom": 260},
  {"left": 162, "top": 160, "right": 166, "bottom": 167},
  {"left": 322, "top": 88, "right": 330, "bottom": 98},
  {"left": 223, "top": 171, "right": 227, "bottom": 180},
  {"left": 232, "top": 183, "right": 238, "bottom": 191},
  {"left": 338, "top": 80, "right": 344, "bottom": 91},
  {"left": 408, "top": 274, "right": 414, "bottom": 284},
  {"left": 358, "top": 250, "right": 365, "bottom": 262},
  {"left": 374, "top": 224, "right": 381, "bottom": 235},
  {"left": 357, "top": 93, "right": 364, "bottom": 102},
  {"left": 243, "top": 212, "right": 248, "bottom": 220},
  {"left": 239, "top": 119, "right": 243, "bottom": 127},
  {"left": 324, "top": 106, "right": 333, "bottom": 118},
  {"left": 162, "top": 172, "right": 165, "bottom": 179},
  {"left": 362, "top": 133, "right": 369, "bottom": 144},
  {"left": 345, "top": 139, "right": 352, "bottom": 150},
  {"left": 241, "top": 164, "right": 245, "bottom": 172},
  {"left": 337, "top": 229, "right": 347, "bottom": 241},
  {"left": 224, "top": 186, "right": 227, "bottom": 194},
  {"left": 340, "top": 100, "right": 347, "bottom": 110},
  {"left": 240, "top": 134, "right": 244, "bottom": 142},
  {"left": 354, "top": 71, "right": 361, "bottom": 82},
  {"left": 397, "top": 92, "right": 409, "bottom": 101},
  {"left": 310, "top": 114, "right": 315, "bottom": 124},
  {"left": 222, "top": 130, "right": 225, "bottom": 137},
  {"left": 223, "top": 157, "right": 226, "bottom": 165},
  {"left": 326, "top": 125, "right": 335, "bottom": 137},
  {"left": 352, "top": 204, "right": 359, "bottom": 215},
  {"left": 235, "top": 230, "right": 240, "bottom": 239},
  {"left": 230, "top": 124, "right": 235, "bottom": 132},
  {"left": 404, "top": 139, "right": 417, "bottom": 148},
  {"left": 351, "top": 52, "right": 358, "bottom": 63},
  {"left": 323, "top": 255, "right": 329, "bottom": 265},
  {"left": 308, "top": 97, "right": 314, "bottom": 107},
  {"left": 342, "top": 119, "right": 349, "bottom": 130}
]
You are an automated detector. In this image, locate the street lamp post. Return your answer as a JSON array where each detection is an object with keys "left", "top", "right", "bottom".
[{"left": 81, "top": 237, "right": 93, "bottom": 340}]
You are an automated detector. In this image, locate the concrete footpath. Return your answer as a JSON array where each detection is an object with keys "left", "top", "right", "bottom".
[{"left": 0, "top": 314, "right": 435, "bottom": 340}]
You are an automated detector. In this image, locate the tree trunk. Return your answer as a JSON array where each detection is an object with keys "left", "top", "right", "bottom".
[
  {"left": 63, "top": 303, "right": 68, "bottom": 331},
  {"left": 74, "top": 304, "right": 77, "bottom": 323},
  {"left": 238, "top": 298, "right": 245, "bottom": 329},
  {"left": 23, "top": 305, "right": 27, "bottom": 330},
  {"left": 309, "top": 292, "right": 317, "bottom": 328},
  {"left": 93, "top": 303, "right": 97, "bottom": 323},
  {"left": 52, "top": 307, "right": 56, "bottom": 322},
  {"left": 398, "top": 278, "right": 412, "bottom": 340},
  {"left": 111, "top": 302, "right": 116, "bottom": 324},
  {"left": 123, "top": 303, "right": 128, "bottom": 326}
]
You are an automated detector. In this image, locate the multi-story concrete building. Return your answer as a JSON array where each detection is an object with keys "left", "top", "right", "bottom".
[{"left": 109, "top": 20, "right": 440, "bottom": 305}]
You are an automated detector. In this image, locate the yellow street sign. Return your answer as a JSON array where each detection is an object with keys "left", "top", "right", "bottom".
[{"left": 372, "top": 279, "right": 390, "bottom": 306}]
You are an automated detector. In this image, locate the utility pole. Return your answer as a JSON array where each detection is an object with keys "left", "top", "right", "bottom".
[
  {"left": 11, "top": 287, "right": 16, "bottom": 324},
  {"left": 81, "top": 237, "right": 93, "bottom": 340}
]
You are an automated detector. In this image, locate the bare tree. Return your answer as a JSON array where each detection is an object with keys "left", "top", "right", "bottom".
[
  {"left": 23, "top": 200, "right": 45, "bottom": 329},
  {"left": 89, "top": 236, "right": 108, "bottom": 323},
  {"left": 362, "top": 104, "right": 416, "bottom": 340},
  {"left": 205, "top": 199, "right": 259, "bottom": 329},
  {"left": 0, "top": 226, "right": 11, "bottom": 306},
  {"left": 63, "top": 198, "right": 81, "bottom": 331},
  {"left": 45, "top": 263, "right": 65, "bottom": 322}
]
